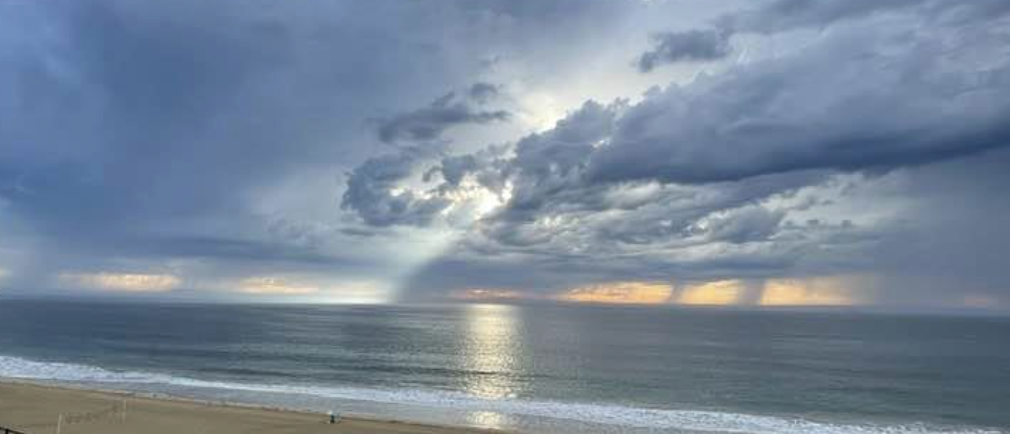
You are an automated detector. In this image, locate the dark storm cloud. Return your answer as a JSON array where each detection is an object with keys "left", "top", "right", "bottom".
[
  {"left": 638, "top": 0, "right": 1010, "bottom": 71},
  {"left": 341, "top": 148, "right": 452, "bottom": 227},
  {"left": 376, "top": 90, "right": 510, "bottom": 144},
  {"left": 866, "top": 148, "right": 1010, "bottom": 305},
  {"left": 723, "top": 0, "right": 925, "bottom": 33},
  {"left": 467, "top": 82, "right": 502, "bottom": 103},
  {"left": 4, "top": 0, "right": 1009, "bottom": 308},
  {"left": 637, "top": 30, "right": 732, "bottom": 72},
  {"left": 454, "top": 0, "right": 632, "bottom": 24},
  {"left": 498, "top": 100, "right": 624, "bottom": 215},
  {"left": 379, "top": 2, "right": 1010, "bottom": 304},
  {"left": 2, "top": 0, "right": 593, "bottom": 291},
  {"left": 1, "top": 1, "right": 299, "bottom": 233},
  {"left": 342, "top": 85, "right": 515, "bottom": 227},
  {"left": 459, "top": 169, "right": 826, "bottom": 259},
  {"left": 593, "top": 41, "right": 1010, "bottom": 184},
  {"left": 0, "top": 0, "right": 648, "bottom": 297},
  {"left": 691, "top": 206, "right": 787, "bottom": 245},
  {"left": 354, "top": 4, "right": 1010, "bottom": 228},
  {"left": 723, "top": 0, "right": 1010, "bottom": 33}
]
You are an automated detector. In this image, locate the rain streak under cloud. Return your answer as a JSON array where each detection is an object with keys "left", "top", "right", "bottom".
[{"left": 1, "top": 0, "right": 1009, "bottom": 311}]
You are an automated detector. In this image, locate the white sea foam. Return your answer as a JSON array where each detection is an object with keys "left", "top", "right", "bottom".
[{"left": 0, "top": 355, "right": 1002, "bottom": 434}]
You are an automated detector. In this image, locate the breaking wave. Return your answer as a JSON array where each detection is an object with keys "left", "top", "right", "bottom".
[{"left": 0, "top": 355, "right": 1002, "bottom": 434}]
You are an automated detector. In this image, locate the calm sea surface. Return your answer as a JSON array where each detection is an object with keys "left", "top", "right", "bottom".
[{"left": 0, "top": 300, "right": 1008, "bottom": 433}]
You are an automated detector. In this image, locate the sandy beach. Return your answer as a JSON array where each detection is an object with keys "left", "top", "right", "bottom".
[{"left": 0, "top": 381, "right": 502, "bottom": 434}]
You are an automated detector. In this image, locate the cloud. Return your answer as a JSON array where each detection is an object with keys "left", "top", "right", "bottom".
[
  {"left": 388, "top": 3, "right": 1010, "bottom": 306},
  {"left": 0, "top": 2, "right": 423, "bottom": 252},
  {"left": 690, "top": 205, "right": 786, "bottom": 244},
  {"left": 376, "top": 89, "right": 511, "bottom": 144},
  {"left": 722, "top": 0, "right": 1010, "bottom": 34},
  {"left": 637, "top": 30, "right": 732, "bottom": 72},
  {"left": 467, "top": 82, "right": 502, "bottom": 103},
  {"left": 3, "top": 0, "right": 1008, "bottom": 309},
  {"left": 2, "top": 0, "right": 576, "bottom": 294},
  {"left": 722, "top": 0, "right": 926, "bottom": 34},
  {"left": 351, "top": 5, "right": 1010, "bottom": 232},
  {"left": 862, "top": 148, "right": 1010, "bottom": 307},
  {"left": 637, "top": 0, "right": 1010, "bottom": 71},
  {"left": 342, "top": 139, "right": 513, "bottom": 228},
  {"left": 594, "top": 31, "right": 1010, "bottom": 184},
  {"left": 341, "top": 149, "right": 449, "bottom": 227}
]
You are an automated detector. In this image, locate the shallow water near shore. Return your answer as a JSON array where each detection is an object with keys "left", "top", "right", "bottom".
[{"left": 1, "top": 300, "right": 1008, "bottom": 433}]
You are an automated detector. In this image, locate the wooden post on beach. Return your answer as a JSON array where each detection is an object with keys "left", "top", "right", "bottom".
[
  {"left": 121, "top": 399, "right": 127, "bottom": 424},
  {"left": 55, "top": 414, "right": 63, "bottom": 434}
]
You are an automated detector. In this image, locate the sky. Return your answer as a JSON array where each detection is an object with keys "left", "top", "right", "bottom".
[{"left": 1, "top": 0, "right": 1009, "bottom": 310}]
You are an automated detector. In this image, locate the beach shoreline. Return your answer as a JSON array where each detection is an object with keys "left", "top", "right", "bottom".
[{"left": 0, "top": 379, "right": 512, "bottom": 434}]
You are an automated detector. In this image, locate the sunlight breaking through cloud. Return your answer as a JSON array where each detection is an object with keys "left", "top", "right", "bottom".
[
  {"left": 760, "top": 278, "right": 856, "bottom": 307},
  {"left": 0, "top": 0, "right": 1007, "bottom": 312},
  {"left": 238, "top": 277, "right": 319, "bottom": 295},
  {"left": 453, "top": 288, "right": 527, "bottom": 302},
  {"left": 557, "top": 281, "right": 673, "bottom": 305},
  {"left": 676, "top": 277, "right": 864, "bottom": 307},
  {"left": 677, "top": 280, "right": 746, "bottom": 306}
]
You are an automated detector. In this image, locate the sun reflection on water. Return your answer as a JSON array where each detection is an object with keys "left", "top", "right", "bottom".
[{"left": 461, "top": 304, "right": 522, "bottom": 429}]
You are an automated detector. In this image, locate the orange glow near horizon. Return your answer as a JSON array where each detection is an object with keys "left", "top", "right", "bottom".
[
  {"left": 759, "top": 279, "right": 854, "bottom": 306},
  {"left": 59, "top": 272, "right": 181, "bottom": 292},
  {"left": 677, "top": 280, "right": 744, "bottom": 305},
  {"left": 239, "top": 277, "right": 318, "bottom": 295},
  {"left": 452, "top": 288, "right": 527, "bottom": 301},
  {"left": 675, "top": 276, "right": 861, "bottom": 307},
  {"left": 557, "top": 281, "right": 673, "bottom": 305},
  {"left": 963, "top": 294, "right": 1003, "bottom": 310}
]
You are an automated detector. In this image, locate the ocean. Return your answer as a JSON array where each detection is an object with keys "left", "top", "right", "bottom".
[{"left": 0, "top": 300, "right": 1007, "bottom": 433}]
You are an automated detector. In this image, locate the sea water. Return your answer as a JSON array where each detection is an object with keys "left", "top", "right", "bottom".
[{"left": 0, "top": 300, "right": 1007, "bottom": 433}]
